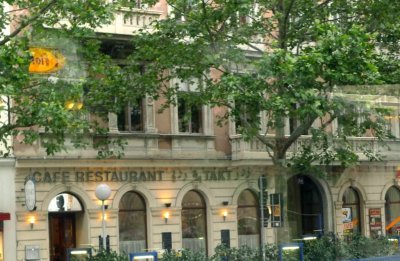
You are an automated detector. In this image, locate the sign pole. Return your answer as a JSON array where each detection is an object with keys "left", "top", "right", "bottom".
[{"left": 259, "top": 176, "right": 266, "bottom": 261}]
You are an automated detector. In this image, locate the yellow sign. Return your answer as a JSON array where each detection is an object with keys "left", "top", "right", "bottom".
[{"left": 29, "top": 47, "right": 65, "bottom": 73}]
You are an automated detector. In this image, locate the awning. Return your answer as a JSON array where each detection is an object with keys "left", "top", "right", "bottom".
[{"left": 0, "top": 212, "right": 10, "bottom": 221}]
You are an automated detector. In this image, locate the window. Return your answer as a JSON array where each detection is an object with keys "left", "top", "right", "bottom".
[
  {"left": 337, "top": 103, "right": 366, "bottom": 136},
  {"left": 233, "top": 100, "right": 251, "bottom": 134},
  {"left": 117, "top": 97, "right": 144, "bottom": 132},
  {"left": 174, "top": 78, "right": 203, "bottom": 133},
  {"left": 237, "top": 190, "right": 260, "bottom": 248},
  {"left": 385, "top": 186, "right": 400, "bottom": 235},
  {"left": 181, "top": 190, "right": 207, "bottom": 253},
  {"left": 119, "top": 192, "right": 147, "bottom": 254},
  {"left": 289, "top": 103, "right": 309, "bottom": 135},
  {"left": 178, "top": 95, "right": 202, "bottom": 133},
  {"left": 342, "top": 187, "right": 361, "bottom": 236}
]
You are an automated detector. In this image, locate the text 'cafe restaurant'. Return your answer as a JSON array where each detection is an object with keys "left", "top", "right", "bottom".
[{"left": 15, "top": 162, "right": 279, "bottom": 261}]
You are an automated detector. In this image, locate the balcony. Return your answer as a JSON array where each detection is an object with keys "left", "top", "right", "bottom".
[
  {"left": 230, "top": 135, "right": 400, "bottom": 162},
  {"left": 95, "top": 8, "right": 162, "bottom": 35}
]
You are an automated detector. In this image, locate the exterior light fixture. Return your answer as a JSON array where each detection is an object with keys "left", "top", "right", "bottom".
[
  {"left": 29, "top": 216, "right": 35, "bottom": 229},
  {"left": 95, "top": 184, "right": 111, "bottom": 251},
  {"left": 163, "top": 211, "right": 170, "bottom": 223},
  {"left": 222, "top": 210, "right": 228, "bottom": 222}
]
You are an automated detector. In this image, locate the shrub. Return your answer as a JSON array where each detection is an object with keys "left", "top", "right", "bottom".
[
  {"left": 74, "top": 235, "right": 397, "bottom": 261},
  {"left": 71, "top": 249, "right": 128, "bottom": 261},
  {"left": 303, "top": 233, "right": 398, "bottom": 261},
  {"left": 161, "top": 249, "right": 208, "bottom": 261},
  {"left": 210, "top": 244, "right": 278, "bottom": 261}
]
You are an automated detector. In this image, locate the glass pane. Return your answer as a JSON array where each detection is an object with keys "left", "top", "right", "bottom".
[
  {"left": 238, "top": 207, "right": 258, "bottom": 235},
  {"left": 181, "top": 190, "right": 207, "bottom": 253},
  {"left": 190, "top": 104, "right": 202, "bottom": 133},
  {"left": 119, "top": 192, "right": 147, "bottom": 254},
  {"left": 48, "top": 194, "right": 82, "bottom": 212},
  {"left": 343, "top": 188, "right": 361, "bottom": 234},
  {"left": 182, "top": 191, "right": 205, "bottom": 208},
  {"left": 119, "top": 211, "right": 147, "bottom": 241},
  {"left": 178, "top": 96, "right": 189, "bottom": 132},
  {"left": 385, "top": 187, "right": 400, "bottom": 235},
  {"left": 182, "top": 209, "right": 206, "bottom": 239},
  {"left": 117, "top": 98, "right": 143, "bottom": 132},
  {"left": 343, "top": 187, "right": 359, "bottom": 204},
  {"left": 238, "top": 190, "right": 258, "bottom": 206},
  {"left": 386, "top": 187, "right": 400, "bottom": 203},
  {"left": 117, "top": 106, "right": 129, "bottom": 131},
  {"left": 237, "top": 190, "right": 259, "bottom": 248},
  {"left": 130, "top": 98, "right": 143, "bottom": 131},
  {"left": 119, "top": 192, "right": 146, "bottom": 211}
]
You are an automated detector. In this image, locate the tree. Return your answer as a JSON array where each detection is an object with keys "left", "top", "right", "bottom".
[
  {"left": 0, "top": 0, "right": 138, "bottom": 156},
  {"left": 125, "top": 0, "right": 400, "bottom": 241}
]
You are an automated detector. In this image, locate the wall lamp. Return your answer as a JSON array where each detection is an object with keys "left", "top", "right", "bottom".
[
  {"left": 29, "top": 216, "right": 35, "bottom": 229},
  {"left": 164, "top": 203, "right": 171, "bottom": 223},
  {"left": 222, "top": 210, "right": 228, "bottom": 222},
  {"left": 163, "top": 211, "right": 170, "bottom": 224}
]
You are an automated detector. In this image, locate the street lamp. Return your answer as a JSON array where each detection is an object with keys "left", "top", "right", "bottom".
[{"left": 95, "top": 184, "right": 111, "bottom": 251}]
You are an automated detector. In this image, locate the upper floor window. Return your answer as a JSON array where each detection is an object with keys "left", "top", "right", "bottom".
[
  {"left": 178, "top": 95, "right": 202, "bottom": 133},
  {"left": 173, "top": 78, "right": 204, "bottom": 134},
  {"left": 337, "top": 103, "right": 366, "bottom": 136},
  {"left": 118, "top": 97, "right": 144, "bottom": 132}
]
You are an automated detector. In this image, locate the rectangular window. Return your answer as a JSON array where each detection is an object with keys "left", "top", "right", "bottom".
[
  {"left": 289, "top": 104, "right": 309, "bottom": 135},
  {"left": 337, "top": 103, "right": 366, "bottom": 136},
  {"left": 178, "top": 95, "right": 202, "bottom": 133},
  {"left": 117, "top": 97, "right": 144, "bottom": 132},
  {"left": 174, "top": 77, "right": 203, "bottom": 133},
  {"left": 234, "top": 101, "right": 250, "bottom": 134}
]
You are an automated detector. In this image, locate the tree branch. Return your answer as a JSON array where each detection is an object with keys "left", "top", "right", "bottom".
[
  {"left": 281, "top": 115, "right": 317, "bottom": 154},
  {"left": 0, "top": 0, "right": 58, "bottom": 46}
]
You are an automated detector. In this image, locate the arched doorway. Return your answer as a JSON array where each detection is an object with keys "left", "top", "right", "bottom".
[
  {"left": 237, "top": 189, "right": 260, "bottom": 248},
  {"left": 385, "top": 186, "right": 400, "bottom": 235},
  {"left": 118, "top": 191, "right": 148, "bottom": 254},
  {"left": 342, "top": 187, "right": 362, "bottom": 236},
  {"left": 287, "top": 175, "right": 324, "bottom": 239},
  {"left": 181, "top": 190, "right": 207, "bottom": 253},
  {"left": 48, "top": 193, "right": 83, "bottom": 261}
]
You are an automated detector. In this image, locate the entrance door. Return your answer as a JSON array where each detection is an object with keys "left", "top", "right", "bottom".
[
  {"left": 49, "top": 213, "right": 76, "bottom": 261},
  {"left": 287, "top": 175, "right": 324, "bottom": 238}
]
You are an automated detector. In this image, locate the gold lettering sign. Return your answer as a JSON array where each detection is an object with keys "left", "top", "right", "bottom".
[{"left": 29, "top": 47, "right": 65, "bottom": 73}]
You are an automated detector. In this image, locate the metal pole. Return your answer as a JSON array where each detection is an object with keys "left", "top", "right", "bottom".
[
  {"left": 259, "top": 176, "right": 266, "bottom": 261},
  {"left": 101, "top": 200, "right": 106, "bottom": 251}
]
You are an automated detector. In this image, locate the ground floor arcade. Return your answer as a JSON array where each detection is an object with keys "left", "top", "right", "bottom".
[{"left": 13, "top": 159, "right": 400, "bottom": 261}]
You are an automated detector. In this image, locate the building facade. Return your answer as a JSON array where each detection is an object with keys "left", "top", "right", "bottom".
[
  {"left": 12, "top": 91, "right": 400, "bottom": 261},
  {"left": 7, "top": 3, "right": 400, "bottom": 261}
]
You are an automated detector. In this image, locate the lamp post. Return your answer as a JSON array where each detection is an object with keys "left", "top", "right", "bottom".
[{"left": 95, "top": 184, "right": 111, "bottom": 251}]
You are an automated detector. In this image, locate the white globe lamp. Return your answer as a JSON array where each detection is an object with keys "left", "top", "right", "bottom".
[{"left": 95, "top": 184, "right": 111, "bottom": 251}]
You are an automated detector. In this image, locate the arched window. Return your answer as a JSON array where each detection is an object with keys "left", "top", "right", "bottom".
[
  {"left": 237, "top": 189, "right": 260, "bottom": 248},
  {"left": 385, "top": 186, "right": 400, "bottom": 235},
  {"left": 119, "top": 192, "right": 147, "bottom": 254},
  {"left": 343, "top": 187, "right": 361, "bottom": 235},
  {"left": 181, "top": 190, "right": 207, "bottom": 253}
]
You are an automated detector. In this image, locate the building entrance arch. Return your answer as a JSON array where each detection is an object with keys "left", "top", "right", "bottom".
[
  {"left": 287, "top": 175, "right": 324, "bottom": 239},
  {"left": 48, "top": 193, "right": 84, "bottom": 261}
]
